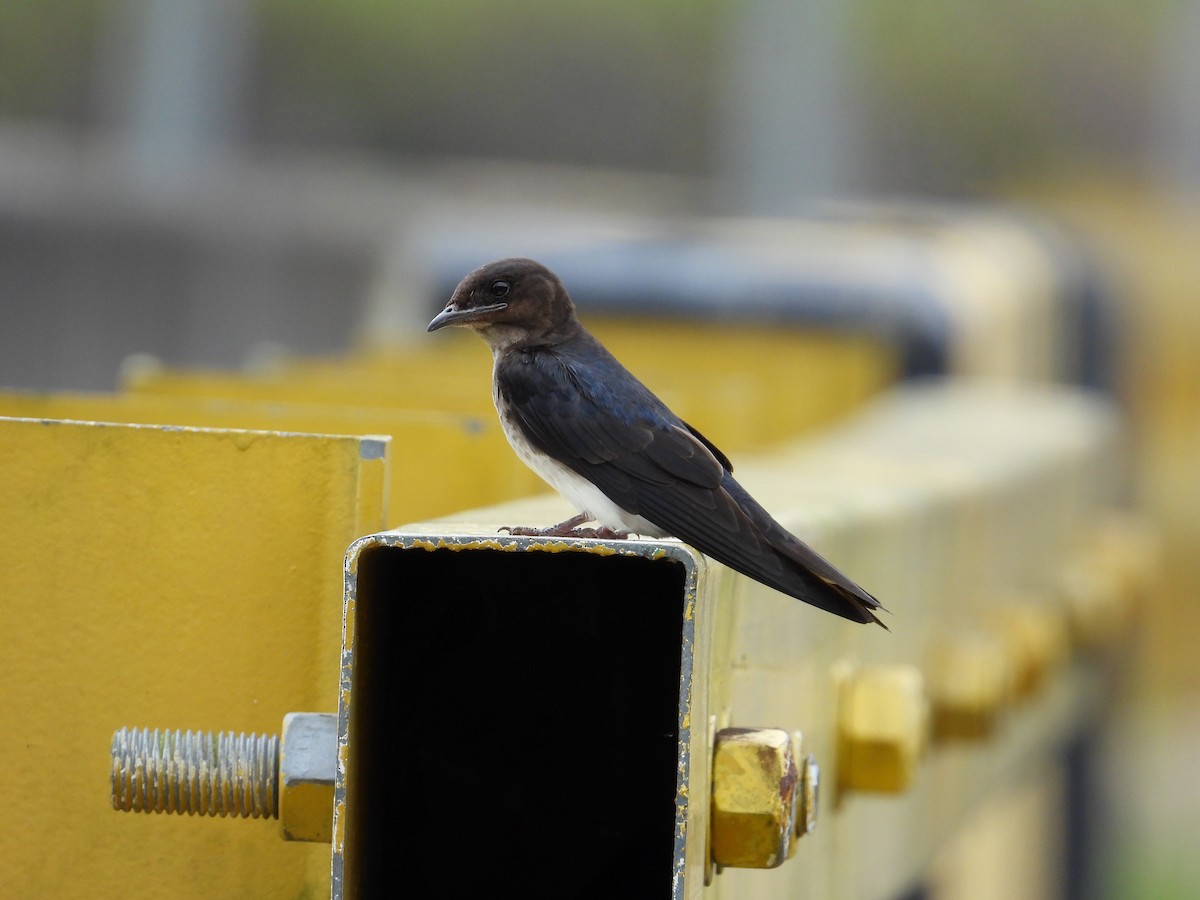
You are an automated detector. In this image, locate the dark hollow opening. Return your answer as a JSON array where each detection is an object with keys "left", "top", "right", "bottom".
[{"left": 346, "top": 545, "right": 688, "bottom": 900}]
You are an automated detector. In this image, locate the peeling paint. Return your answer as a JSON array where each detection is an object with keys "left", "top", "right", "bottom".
[{"left": 333, "top": 529, "right": 706, "bottom": 900}]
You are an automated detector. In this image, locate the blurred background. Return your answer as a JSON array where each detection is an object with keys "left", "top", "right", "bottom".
[{"left": 2, "top": 1, "right": 1198, "bottom": 896}]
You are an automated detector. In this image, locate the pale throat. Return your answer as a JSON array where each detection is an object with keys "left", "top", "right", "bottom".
[{"left": 477, "top": 323, "right": 530, "bottom": 354}]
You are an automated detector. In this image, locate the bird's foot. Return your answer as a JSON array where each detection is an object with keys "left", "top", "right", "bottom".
[
  {"left": 568, "top": 525, "right": 631, "bottom": 540},
  {"left": 500, "top": 524, "right": 559, "bottom": 536},
  {"left": 500, "top": 524, "right": 631, "bottom": 540},
  {"left": 499, "top": 514, "right": 629, "bottom": 540}
]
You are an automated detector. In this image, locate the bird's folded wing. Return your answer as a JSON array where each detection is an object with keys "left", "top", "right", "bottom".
[
  {"left": 500, "top": 350, "right": 880, "bottom": 622},
  {"left": 498, "top": 351, "right": 779, "bottom": 566}
]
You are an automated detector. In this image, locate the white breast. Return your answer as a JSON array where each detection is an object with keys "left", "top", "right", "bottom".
[{"left": 492, "top": 375, "right": 665, "bottom": 537}]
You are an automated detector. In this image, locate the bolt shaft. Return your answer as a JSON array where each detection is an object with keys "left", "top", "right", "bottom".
[{"left": 111, "top": 727, "right": 279, "bottom": 819}]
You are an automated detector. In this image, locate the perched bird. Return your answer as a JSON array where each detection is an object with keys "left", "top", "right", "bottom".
[{"left": 428, "top": 258, "right": 885, "bottom": 626}]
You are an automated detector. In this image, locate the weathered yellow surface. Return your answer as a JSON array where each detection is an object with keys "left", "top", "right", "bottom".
[
  {"left": 0, "top": 416, "right": 387, "bottom": 899},
  {"left": 697, "top": 382, "right": 1122, "bottom": 899},
  {"left": 0, "top": 390, "right": 541, "bottom": 527},
  {"left": 364, "top": 381, "right": 1125, "bottom": 899},
  {"left": 1015, "top": 182, "right": 1200, "bottom": 698}
]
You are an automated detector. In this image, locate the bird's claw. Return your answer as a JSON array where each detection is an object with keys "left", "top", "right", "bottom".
[
  {"left": 498, "top": 525, "right": 543, "bottom": 536},
  {"left": 498, "top": 524, "right": 630, "bottom": 540}
]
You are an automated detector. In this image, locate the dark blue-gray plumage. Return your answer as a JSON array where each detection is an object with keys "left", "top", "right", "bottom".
[{"left": 428, "top": 258, "right": 885, "bottom": 626}]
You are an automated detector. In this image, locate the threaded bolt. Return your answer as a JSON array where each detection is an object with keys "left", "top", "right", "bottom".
[{"left": 111, "top": 727, "right": 279, "bottom": 819}]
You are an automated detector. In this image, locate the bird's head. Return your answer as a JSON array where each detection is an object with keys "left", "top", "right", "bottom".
[{"left": 428, "top": 258, "right": 577, "bottom": 349}]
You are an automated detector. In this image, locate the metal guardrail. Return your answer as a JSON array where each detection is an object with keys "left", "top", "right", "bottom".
[{"left": 326, "top": 381, "right": 1146, "bottom": 899}]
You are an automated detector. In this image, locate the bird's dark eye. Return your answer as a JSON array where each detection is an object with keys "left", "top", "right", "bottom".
[{"left": 489, "top": 280, "right": 510, "bottom": 299}]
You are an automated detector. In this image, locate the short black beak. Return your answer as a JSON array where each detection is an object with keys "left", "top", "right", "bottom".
[{"left": 427, "top": 302, "right": 508, "bottom": 332}]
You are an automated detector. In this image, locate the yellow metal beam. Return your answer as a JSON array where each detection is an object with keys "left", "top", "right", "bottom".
[
  {"left": 0, "top": 416, "right": 386, "bottom": 899},
  {"left": 0, "top": 391, "right": 542, "bottom": 526},
  {"left": 336, "top": 381, "right": 1130, "bottom": 899}
]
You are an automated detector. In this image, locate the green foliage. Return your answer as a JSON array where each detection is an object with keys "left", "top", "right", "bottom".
[
  {"left": 0, "top": 0, "right": 111, "bottom": 116},
  {"left": 252, "top": 0, "right": 719, "bottom": 168},
  {"left": 0, "top": 0, "right": 1183, "bottom": 188},
  {"left": 852, "top": 0, "right": 1174, "bottom": 189}
]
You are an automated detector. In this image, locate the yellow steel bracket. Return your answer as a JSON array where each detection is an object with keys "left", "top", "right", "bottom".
[{"left": 0, "top": 416, "right": 387, "bottom": 900}]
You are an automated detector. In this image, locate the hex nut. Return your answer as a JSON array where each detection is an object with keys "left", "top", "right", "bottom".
[
  {"left": 989, "top": 599, "right": 1070, "bottom": 699},
  {"left": 279, "top": 712, "right": 338, "bottom": 843},
  {"left": 710, "top": 727, "right": 799, "bottom": 869},
  {"left": 1055, "top": 514, "right": 1157, "bottom": 652},
  {"left": 838, "top": 665, "right": 928, "bottom": 794},
  {"left": 1058, "top": 557, "right": 1125, "bottom": 652},
  {"left": 1089, "top": 511, "right": 1160, "bottom": 606},
  {"left": 927, "top": 631, "right": 1013, "bottom": 741}
]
